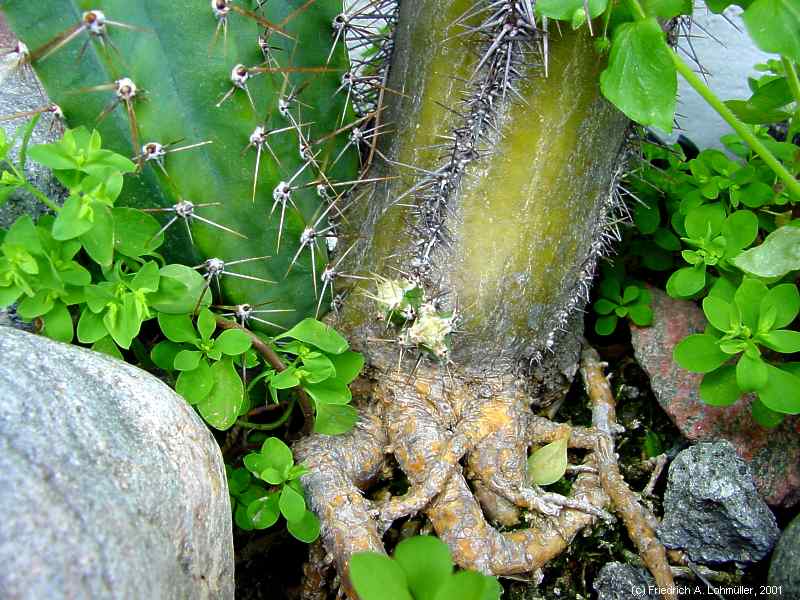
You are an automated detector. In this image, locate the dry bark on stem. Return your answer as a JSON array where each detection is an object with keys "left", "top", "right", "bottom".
[
  {"left": 580, "top": 344, "right": 676, "bottom": 600},
  {"left": 215, "top": 317, "right": 314, "bottom": 435}
]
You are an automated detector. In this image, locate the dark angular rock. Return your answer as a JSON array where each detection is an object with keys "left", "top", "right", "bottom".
[
  {"left": 657, "top": 441, "right": 779, "bottom": 564},
  {"left": 593, "top": 562, "right": 658, "bottom": 600},
  {"left": 768, "top": 513, "right": 800, "bottom": 599},
  {"left": 630, "top": 286, "right": 800, "bottom": 507}
]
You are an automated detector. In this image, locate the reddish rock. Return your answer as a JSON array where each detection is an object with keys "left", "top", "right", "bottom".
[{"left": 630, "top": 286, "right": 800, "bottom": 508}]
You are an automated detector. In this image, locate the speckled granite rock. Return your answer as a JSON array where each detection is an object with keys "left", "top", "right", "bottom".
[
  {"left": 0, "top": 328, "right": 234, "bottom": 599},
  {"left": 768, "top": 513, "right": 800, "bottom": 599},
  {"left": 631, "top": 287, "right": 800, "bottom": 507},
  {"left": 657, "top": 441, "right": 779, "bottom": 564}
]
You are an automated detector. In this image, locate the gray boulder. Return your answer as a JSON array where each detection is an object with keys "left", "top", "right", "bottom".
[
  {"left": 657, "top": 441, "right": 779, "bottom": 564},
  {"left": 594, "top": 562, "right": 658, "bottom": 600},
  {"left": 768, "top": 513, "right": 800, "bottom": 599},
  {"left": 0, "top": 328, "right": 234, "bottom": 599}
]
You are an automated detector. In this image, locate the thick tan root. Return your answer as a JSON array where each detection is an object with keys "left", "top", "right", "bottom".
[
  {"left": 298, "top": 345, "right": 681, "bottom": 599},
  {"left": 580, "top": 344, "right": 676, "bottom": 600}
]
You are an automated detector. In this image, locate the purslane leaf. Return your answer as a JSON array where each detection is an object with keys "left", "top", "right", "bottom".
[{"left": 674, "top": 333, "right": 729, "bottom": 373}]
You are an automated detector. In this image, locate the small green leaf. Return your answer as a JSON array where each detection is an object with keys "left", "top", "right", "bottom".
[
  {"left": 643, "top": 431, "right": 663, "bottom": 458},
  {"left": 91, "top": 335, "right": 123, "bottom": 360},
  {"left": 733, "top": 226, "right": 800, "bottom": 278},
  {"left": 535, "top": 0, "right": 608, "bottom": 20},
  {"left": 276, "top": 318, "right": 349, "bottom": 354},
  {"left": 197, "top": 308, "right": 217, "bottom": 341},
  {"left": 666, "top": 265, "right": 706, "bottom": 298},
  {"left": 287, "top": 509, "right": 320, "bottom": 543},
  {"left": 735, "top": 278, "right": 768, "bottom": 330},
  {"left": 158, "top": 312, "right": 198, "bottom": 344},
  {"left": 527, "top": 436, "right": 568, "bottom": 486},
  {"left": 301, "top": 353, "right": 336, "bottom": 383},
  {"left": 674, "top": 333, "right": 729, "bottom": 373},
  {"left": 77, "top": 306, "right": 108, "bottom": 343},
  {"left": 751, "top": 397, "right": 785, "bottom": 428},
  {"left": 721, "top": 210, "right": 758, "bottom": 253},
  {"left": 742, "top": 0, "right": 800, "bottom": 63},
  {"left": 350, "top": 552, "right": 413, "bottom": 600},
  {"left": 247, "top": 493, "right": 280, "bottom": 529},
  {"left": 736, "top": 353, "right": 768, "bottom": 392},
  {"left": 197, "top": 358, "right": 244, "bottom": 429},
  {"left": 314, "top": 403, "right": 358, "bottom": 435},
  {"left": 594, "top": 298, "right": 617, "bottom": 315},
  {"left": 758, "top": 330, "right": 800, "bottom": 354},
  {"left": 52, "top": 194, "right": 93, "bottom": 240},
  {"left": 599, "top": 18, "right": 677, "bottom": 132},
  {"left": 434, "top": 571, "right": 501, "bottom": 600},
  {"left": 150, "top": 340, "right": 182, "bottom": 371},
  {"left": 214, "top": 329, "right": 252, "bottom": 356},
  {"left": 112, "top": 207, "right": 164, "bottom": 257},
  {"left": 622, "top": 285, "right": 640, "bottom": 304},
  {"left": 699, "top": 365, "right": 741, "bottom": 406},
  {"left": 261, "top": 437, "right": 294, "bottom": 473},
  {"left": 129, "top": 261, "right": 160, "bottom": 292},
  {"left": 759, "top": 364, "right": 800, "bottom": 414},
  {"left": 595, "top": 314, "right": 618, "bottom": 336},
  {"left": 628, "top": 303, "right": 653, "bottom": 326},
  {"left": 41, "top": 302, "right": 73, "bottom": 343},
  {"left": 702, "top": 296, "right": 733, "bottom": 332},
  {"left": 394, "top": 536, "right": 453, "bottom": 600},
  {"left": 303, "top": 378, "right": 352, "bottom": 405},
  {"left": 150, "top": 265, "right": 210, "bottom": 314},
  {"left": 79, "top": 203, "right": 114, "bottom": 267},
  {"left": 760, "top": 284, "right": 800, "bottom": 329},
  {"left": 175, "top": 359, "right": 214, "bottom": 404},
  {"left": 174, "top": 349, "right": 203, "bottom": 371},
  {"left": 328, "top": 350, "right": 365, "bottom": 384},
  {"left": 16, "top": 289, "right": 54, "bottom": 320},
  {"left": 243, "top": 453, "right": 270, "bottom": 476},
  {"left": 643, "top": 0, "right": 692, "bottom": 18},
  {"left": 260, "top": 468, "right": 286, "bottom": 485},
  {"left": 271, "top": 368, "right": 300, "bottom": 389},
  {"left": 279, "top": 484, "right": 306, "bottom": 522}
]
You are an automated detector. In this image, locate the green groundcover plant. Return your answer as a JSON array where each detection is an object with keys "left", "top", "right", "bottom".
[
  {"left": 350, "top": 536, "right": 502, "bottom": 600},
  {"left": 0, "top": 125, "right": 364, "bottom": 542}
]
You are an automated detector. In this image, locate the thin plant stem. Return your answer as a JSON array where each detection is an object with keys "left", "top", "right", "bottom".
[
  {"left": 781, "top": 57, "right": 800, "bottom": 137},
  {"left": 626, "top": 0, "right": 800, "bottom": 199}
]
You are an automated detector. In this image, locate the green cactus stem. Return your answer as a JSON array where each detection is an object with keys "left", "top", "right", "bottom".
[{"left": 1, "top": 0, "right": 361, "bottom": 329}]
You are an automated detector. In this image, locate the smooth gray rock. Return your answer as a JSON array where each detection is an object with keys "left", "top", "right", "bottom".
[
  {"left": 0, "top": 328, "right": 234, "bottom": 599},
  {"left": 657, "top": 441, "right": 780, "bottom": 564},
  {"left": 768, "top": 513, "right": 800, "bottom": 599},
  {"left": 593, "top": 562, "right": 657, "bottom": 600}
]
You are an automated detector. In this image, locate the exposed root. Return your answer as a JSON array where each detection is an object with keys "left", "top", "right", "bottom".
[
  {"left": 296, "top": 342, "right": 686, "bottom": 599},
  {"left": 580, "top": 344, "right": 676, "bottom": 600}
]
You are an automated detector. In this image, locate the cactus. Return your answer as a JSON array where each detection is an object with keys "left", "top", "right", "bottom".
[
  {"left": 3, "top": 0, "right": 679, "bottom": 594},
  {"left": 0, "top": 0, "right": 362, "bottom": 329},
  {"left": 294, "top": 0, "right": 679, "bottom": 593}
]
